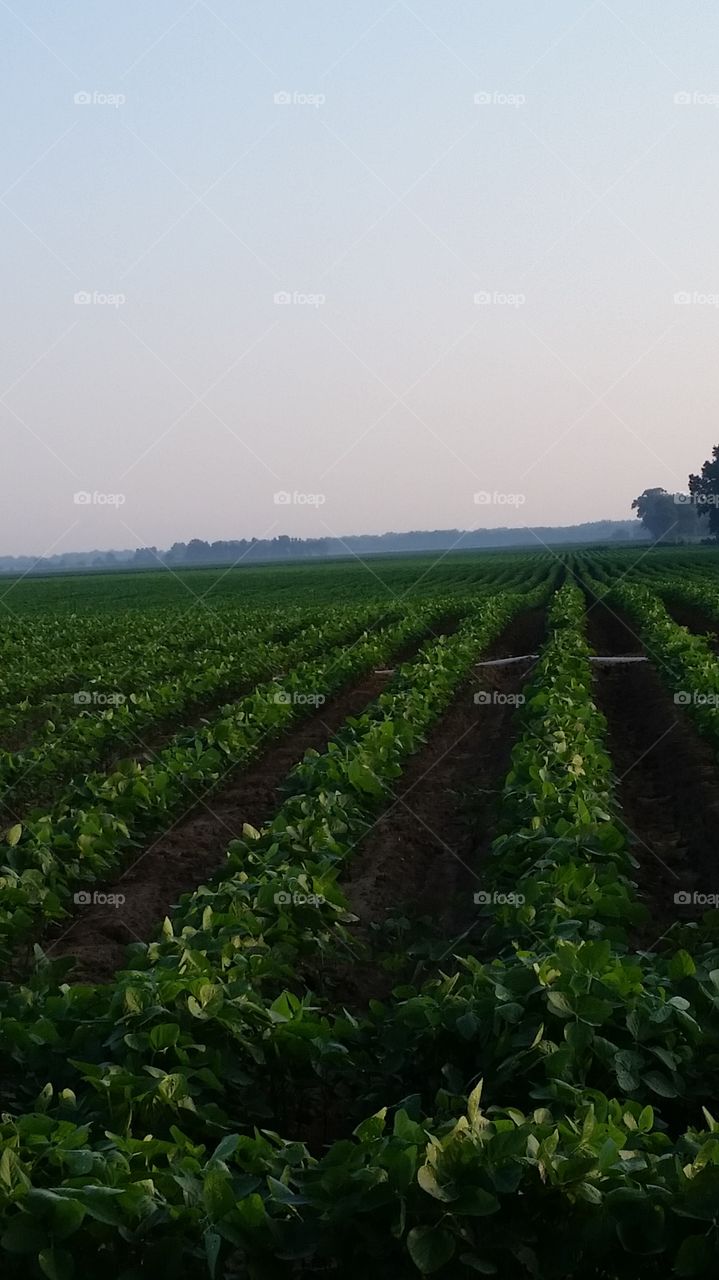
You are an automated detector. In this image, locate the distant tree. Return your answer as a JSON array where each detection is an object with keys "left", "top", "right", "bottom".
[
  {"left": 631, "top": 488, "right": 678, "bottom": 541},
  {"left": 689, "top": 446, "right": 719, "bottom": 538},
  {"left": 185, "top": 539, "right": 211, "bottom": 562},
  {"left": 631, "top": 487, "right": 705, "bottom": 542},
  {"left": 133, "top": 546, "right": 159, "bottom": 566}
]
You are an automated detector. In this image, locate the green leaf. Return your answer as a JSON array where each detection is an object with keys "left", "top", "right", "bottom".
[
  {"left": 407, "top": 1226, "right": 456, "bottom": 1274},
  {"left": 616, "top": 1203, "right": 665, "bottom": 1255},
  {"left": 5, "top": 824, "right": 22, "bottom": 847},
  {"left": 203, "top": 1170, "right": 235, "bottom": 1220},
  {"left": 674, "top": 1233, "right": 712, "bottom": 1276},
  {"left": 467, "top": 1080, "right": 483, "bottom": 1129},
  {"left": 454, "top": 1186, "right": 500, "bottom": 1216},
  {"left": 26, "top": 1193, "right": 85, "bottom": 1242},
  {"left": 459, "top": 1257, "right": 498, "bottom": 1275},
  {"left": 669, "top": 950, "right": 696, "bottom": 980},
  {"left": 637, "top": 1105, "right": 654, "bottom": 1133},
  {"left": 417, "top": 1165, "right": 454, "bottom": 1202},
  {"left": 38, "top": 1247, "right": 73, "bottom": 1280},
  {"left": 211, "top": 1134, "right": 240, "bottom": 1164},
  {"left": 546, "top": 990, "right": 573, "bottom": 1017},
  {"left": 61, "top": 1187, "right": 125, "bottom": 1226},
  {"left": 354, "top": 1109, "right": 387, "bottom": 1142},
  {"left": 149, "top": 1022, "right": 180, "bottom": 1051},
  {"left": 644, "top": 1070, "right": 678, "bottom": 1098},
  {"left": 347, "top": 758, "right": 384, "bottom": 795},
  {"left": 204, "top": 1230, "right": 222, "bottom": 1279}
]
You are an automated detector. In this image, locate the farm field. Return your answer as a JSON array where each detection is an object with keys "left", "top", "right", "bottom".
[{"left": 3, "top": 546, "right": 719, "bottom": 1278}]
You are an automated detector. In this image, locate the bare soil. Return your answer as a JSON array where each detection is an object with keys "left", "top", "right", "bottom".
[
  {"left": 585, "top": 596, "right": 719, "bottom": 944},
  {"left": 32, "top": 617, "right": 460, "bottom": 982},
  {"left": 315, "top": 608, "right": 548, "bottom": 1006}
]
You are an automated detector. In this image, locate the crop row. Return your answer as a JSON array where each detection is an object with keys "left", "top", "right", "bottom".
[
  {"left": 7, "top": 581, "right": 718, "bottom": 1277},
  {"left": 605, "top": 580, "right": 719, "bottom": 748},
  {"left": 0, "top": 589, "right": 539, "bottom": 1278},
  {"left": 0, "top": 599, "right": 456, "bottom": 959},
  {"left": 0, "top": 602, "right": 260, "bottom": 707},
  {"left": 0, "top": 603, "right": 394, "bottom": 810},
  {"left": 0, "top": 604, "right": 316, "bottom": 745}
]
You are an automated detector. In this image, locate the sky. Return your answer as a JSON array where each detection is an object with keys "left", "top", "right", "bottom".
[{"left": 2, "top": 0, "right": 719, "bottom": 555}]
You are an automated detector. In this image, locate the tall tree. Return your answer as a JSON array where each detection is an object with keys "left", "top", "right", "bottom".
[
  {"left": 689, "top": 446, "right": 719, "bottom": 538},
  {"left": 631, "top": 488, "right": 677, "bottom": 541},
  {"left": 631, "top": 487, "right": 705, "bottom": 542}
]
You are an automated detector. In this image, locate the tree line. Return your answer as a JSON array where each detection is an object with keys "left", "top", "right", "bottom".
[{"left": 632, "top": 444, "right": 719, "bottom": 543}]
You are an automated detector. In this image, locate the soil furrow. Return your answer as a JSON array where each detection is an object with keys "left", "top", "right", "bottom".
[
  {"left": 585, "top": 597, "right": 719, "bottom": 942},
  {"left": 314, "top": 608, "right": 548, "bottom": 1007},
  {"left": 37, "top": 617, "right": 460, "bottom": 982}
]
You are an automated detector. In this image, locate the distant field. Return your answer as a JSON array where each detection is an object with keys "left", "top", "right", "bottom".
[
  {"left": 2, "top": 541, "right": 717, "bottom": 610},
  {"left": 0, "top": 548, "right": 549, "bottom": 610},
  {"left": 2, "top": 545, "right": 719, "bottom": 1277}
]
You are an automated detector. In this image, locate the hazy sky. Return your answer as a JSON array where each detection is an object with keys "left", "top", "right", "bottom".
[{"left": 3, "top": 1, "right": 719, "bottom": 555}]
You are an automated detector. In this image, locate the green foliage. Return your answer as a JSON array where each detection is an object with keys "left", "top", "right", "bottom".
[{"left": 5, "top": 566, "right": 719, "bottom": 1276}]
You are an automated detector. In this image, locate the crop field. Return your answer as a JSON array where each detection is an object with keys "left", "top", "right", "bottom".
[{"left": 4, "top": 546, "right": 719, "bottom": 1278}]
